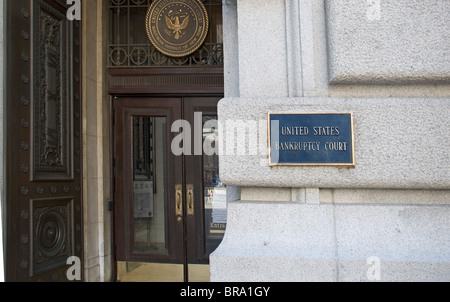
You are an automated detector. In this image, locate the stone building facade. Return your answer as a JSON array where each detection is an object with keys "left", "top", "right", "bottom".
[
  {"left": 0, "top": 0, "right": 449, "bottom": 282},
  {"left": 211, "top": 0, "right": 450, "bottom": 282}
]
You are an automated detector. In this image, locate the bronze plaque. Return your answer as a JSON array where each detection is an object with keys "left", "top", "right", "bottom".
[
  {"left": 145, "top": 0, "right": 209, "bottom": 57},
  {"left": 268, "top": 113, "right": 355, "bottom": 166}
]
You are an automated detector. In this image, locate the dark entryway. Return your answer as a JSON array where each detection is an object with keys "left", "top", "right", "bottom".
[
  {"left": 108, "top": 0, "right": 225, "bottom": 281},
  {"left": 113, "top": 96, "right": 225, "bottom": 281}
]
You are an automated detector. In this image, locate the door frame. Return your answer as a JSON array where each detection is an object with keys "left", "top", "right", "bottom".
[
  {"left": 112, "top": 96, "right": 222, "bottom": 281},
  {"left": 113, "top": 97, "right": 183, "bottom": 264},
  {"left": 108, "top": 67, "right": 224, "bottom": 281},
  {"left": 183, "top": 97, "right": 222, "bottom": 265}
]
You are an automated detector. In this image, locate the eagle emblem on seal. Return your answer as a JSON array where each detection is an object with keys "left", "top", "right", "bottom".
[
  {"left": 145, "top": 0, "right": 209, "bottom": 57},
  {"left": 165, "top": 10, "right": 189, "bottom": 40}
]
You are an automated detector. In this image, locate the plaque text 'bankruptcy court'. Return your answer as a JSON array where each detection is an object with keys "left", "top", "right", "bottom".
[{"left": 269, "top": 113, "right": 355, "bottom": 166}]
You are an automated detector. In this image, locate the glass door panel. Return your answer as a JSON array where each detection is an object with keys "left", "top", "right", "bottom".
[
  {"left": 202, "top": 115, "right": 227, "bottom": 255},
  {"left": 132, "top": 116, "right": 168, "bottom": 255}
]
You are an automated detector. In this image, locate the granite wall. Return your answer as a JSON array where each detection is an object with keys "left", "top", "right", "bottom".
[{"left": 211, "top": 0, "right": 450, "bottom": 282}]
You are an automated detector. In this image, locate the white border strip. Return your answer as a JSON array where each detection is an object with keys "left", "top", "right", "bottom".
[
  {"left": 0, "top": 0, "right": 5, "bottom": 283},
  {"left": 0, "top": 192, "right": 4, "bottom": 282}
]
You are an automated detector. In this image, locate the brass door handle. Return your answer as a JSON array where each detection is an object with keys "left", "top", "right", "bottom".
[
  {"left": 187, "top": 184, "right": 194, "bottom": 216},
  {"left": 175, "top": 184, "right": 182, "bottom": 217}
]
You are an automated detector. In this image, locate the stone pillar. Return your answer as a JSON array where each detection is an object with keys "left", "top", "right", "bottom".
[
  {"left": 82, "top": 0, "right": 113, "bottom": 282},
  {"left": 211, "top": 0, "right": 450, "bottom": 281}
]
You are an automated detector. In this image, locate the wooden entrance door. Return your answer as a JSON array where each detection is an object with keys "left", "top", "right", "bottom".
[
  {"left": 5, "top": 0, "right": 83, "bottom": 281},
  {"left": 113, "top": 97, "right": 225, "bottom": 282}
]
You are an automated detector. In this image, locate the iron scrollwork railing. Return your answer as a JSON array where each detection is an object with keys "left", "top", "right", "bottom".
[{"left": 108, "top": 0, "right": 223, "bottom": 68}]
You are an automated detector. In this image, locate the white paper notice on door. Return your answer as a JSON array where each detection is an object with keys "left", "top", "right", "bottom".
[{"left": 133, "top": 181, "right": 154, "bottom": 218}]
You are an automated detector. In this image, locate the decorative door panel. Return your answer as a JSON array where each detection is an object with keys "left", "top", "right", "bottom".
[
  {"left": 6, "top": 0, "right": 83, "bottom": 282},
  {"left": 32, "top": 0, "right": 73, "bottom": 181}
]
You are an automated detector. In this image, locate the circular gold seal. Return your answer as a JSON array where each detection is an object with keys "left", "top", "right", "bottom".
[{"left": 145, "top": 0, "right": 209, "bottom": 58}]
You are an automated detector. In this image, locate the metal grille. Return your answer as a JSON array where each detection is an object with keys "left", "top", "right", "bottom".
[{"left": 108, "top": 0, "right": 223, "bottom": 68}]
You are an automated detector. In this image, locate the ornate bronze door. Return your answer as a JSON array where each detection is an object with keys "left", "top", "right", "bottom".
[{"left": 5, "top": 0, "right": 83, "bottom": 281}]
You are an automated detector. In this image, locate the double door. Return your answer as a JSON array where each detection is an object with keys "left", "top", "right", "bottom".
[{"left": 113, "top": 97, "right": 226, "bottom": 282}]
